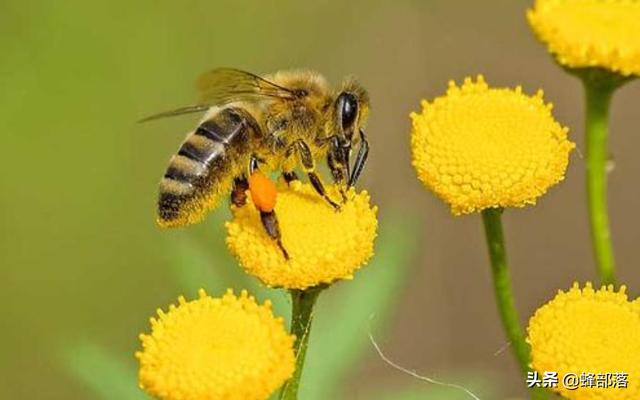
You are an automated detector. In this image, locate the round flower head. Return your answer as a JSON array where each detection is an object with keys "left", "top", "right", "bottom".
[
  {"left": 528, "top": 0, "right": 640, "bottom": 76},
  {"left": 226, "top": 181, "right": 378, "bottom": 290},
  {"left": 527, "top": 282, "right": 640, "bottom": 399},
  {"left": 136, "top": 289, "right": 295, "bottom": 400},
  {"left": 410, "top": 76, "right": 574, "bottom": 215}
]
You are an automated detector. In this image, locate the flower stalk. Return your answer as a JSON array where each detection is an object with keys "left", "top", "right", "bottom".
[
  {"left": 280, "top": 286, "right": 324, "bottom": 400},
  {"left": 481, "top": 208, "right": 529, "bottom": 373},
  {"left": 584, "top": 79, "right": 616, "bottom": 285},
  {"left": 481, "top": 208, "right": 546, "bottom": 400},
  {"left": 579, "top": 68, "right": 631, "bottom": 286}
]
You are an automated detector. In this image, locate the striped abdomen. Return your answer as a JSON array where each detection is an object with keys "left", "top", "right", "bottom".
[{"left": 157, "top": 107, "right": 256, "bottom": 227}]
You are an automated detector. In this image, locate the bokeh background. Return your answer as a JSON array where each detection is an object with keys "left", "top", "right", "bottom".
[{"left": 2, "top": 0, "right": 639, "bottom": 399}]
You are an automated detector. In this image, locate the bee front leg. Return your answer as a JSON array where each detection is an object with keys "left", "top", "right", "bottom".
[
  {"left": 327, "top": 136, "right": 350, "bottom": 202},
  {"left": 293, "top": 139, "right": 341, "bottom": 211},
  {"left": 348, "top": 129, "right": 369, "bottom": 187}
]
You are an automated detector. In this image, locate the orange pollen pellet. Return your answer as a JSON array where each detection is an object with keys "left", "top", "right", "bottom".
[{"left": 248, "top": 171, "right": 277, "bottom": 212}]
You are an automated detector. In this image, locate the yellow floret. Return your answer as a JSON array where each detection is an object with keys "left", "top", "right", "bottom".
[
  {"left": 226, "top": 181, "right": 378, "bottom": 290},
  {"left": 410, "top": 76, "right": 574, "bottom": 215},
  {"left": 528, "top": 0, "right": 640, "bottom": 76},
  {"left": 527, "top": 282, "right": 640, "bottom": 399},
  {"left": 136, "top": 289, "right": 295, "bottom": 400}
]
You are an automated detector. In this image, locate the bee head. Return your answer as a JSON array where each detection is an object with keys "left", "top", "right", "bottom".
[
  {"left": 328, "top": 79, "right": 370, "bottom": 187},
  {"left": 335, "top": 79, "right": 369, "bottom": 143}
]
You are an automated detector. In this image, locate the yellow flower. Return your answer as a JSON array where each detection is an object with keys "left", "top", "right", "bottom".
[
  {"left": 136, "top": 289, "right": 295, "bottom": 400},
  {"left": 226, "top": 181, "right": 378, "bottom": 290},
  {"left": 527, "top": 282, "right": 640, "bottom": 399},
  {"left": 528, "top": 0, "right": 640, "bottom": 76},
  {"left": 410, "top": 76, "right": 574, "bottom": 215}
]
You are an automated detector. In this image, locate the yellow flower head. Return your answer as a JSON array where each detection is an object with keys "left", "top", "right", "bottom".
[
  {"left": 528, "top": 0, "right": 640, "bottom": 76},
  {"left": 136, "top": 289, "right": 295, "bottom": 400},
  {"left": 226, "top": 181, "right": 378, "bottom": 290},
  {"left": 527, "top": 282, "right": 640, "bottom": 399},
  {"left": 410, "top": 76, "right": 574, "bottom": 215}
]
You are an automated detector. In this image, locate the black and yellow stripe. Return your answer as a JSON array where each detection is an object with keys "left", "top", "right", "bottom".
[{"left": 157, "top": 107, "right": 257, "bottom": 227}]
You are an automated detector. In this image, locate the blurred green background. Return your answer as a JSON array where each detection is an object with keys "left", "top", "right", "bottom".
[{"left": 2, "top": 0, "right": 639, "bottom": 399}]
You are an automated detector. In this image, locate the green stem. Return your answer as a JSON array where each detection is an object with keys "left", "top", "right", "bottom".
[
  {"left": 583, "top": 79, "right": 617, "bottom": 286},
  {"left": 482, "top": 208, "right": 547, "bottom": 400},
  {"left": 482, "top": 209, "right": 529, "bottom": 373},
  {"left": 279, "top": 287, "right": 323, "bottom": 400}
]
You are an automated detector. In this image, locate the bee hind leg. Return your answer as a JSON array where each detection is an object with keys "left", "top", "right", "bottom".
[
  {"left": 260, "top": 210, "right": 289, "bottom": 260},
  {"left": 246, "top": 158, "right": 289, "bottom": 260}
]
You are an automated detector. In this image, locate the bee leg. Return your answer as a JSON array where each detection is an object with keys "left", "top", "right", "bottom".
[
  {"left": 247, "top": 157, "right": 289, "bottom": 259},
  {"left": 294, "top": 139, "right": 341, "bottom": 211},
  {"left": 232, "top": 154, "right": 265, "bottom": 207},
  {"left": 260, "top": 210, "right": 289, "bottom": 260},
  {"left": 327, "top": 137, "right": 350, "bottom": 202},
  {"left": 249, "top": 155, "right": 260, "bottom": 174},
  {"left": 282, "top": 171, "right": 299, "bottom": 185},
  {"left": 231, "top": 176, "right": 249, "bottom": 207},
  {"left": 348, "top": 129, "right": 369, "bottom": 187}
]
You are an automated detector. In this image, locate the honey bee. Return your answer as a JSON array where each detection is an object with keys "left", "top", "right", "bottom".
[{"left": 141, "top": 68, "right": 370, "bottom": 258}]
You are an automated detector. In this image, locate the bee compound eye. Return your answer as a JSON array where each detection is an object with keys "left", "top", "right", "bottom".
[{"left": 340, "top": 93, "right": 358, "bottom": 129}]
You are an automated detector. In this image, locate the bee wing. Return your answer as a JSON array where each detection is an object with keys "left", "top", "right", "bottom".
[
  {"left": 139, "top": 68, "right": 296, "bottom": 123},
  {"left": 196, "top": 68, "right": 297, "bottom": 103},
  {"left": 138, "top": 104, "right": 213, "bottom": 123}
]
